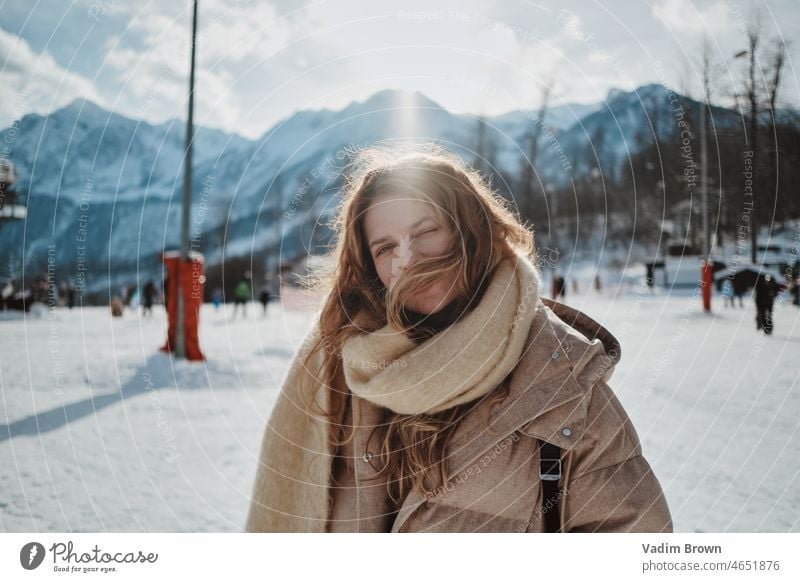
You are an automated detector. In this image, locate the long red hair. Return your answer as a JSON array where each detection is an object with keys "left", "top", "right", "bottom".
[{"left": 303, "top": 142, "right": 536, "bottom": 504}]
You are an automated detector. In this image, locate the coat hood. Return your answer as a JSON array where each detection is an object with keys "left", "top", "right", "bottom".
[
  {"left": 510, "top": 297, "right": 623, "bottom": 452},
  {"left": 538, "top": 297, "right": 622, "bottom": 380}
]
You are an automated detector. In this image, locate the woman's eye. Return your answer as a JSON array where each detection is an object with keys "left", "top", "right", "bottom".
[
  {"left": 415, "top": 228, "right": 438, "bottom": 238},
  {"left": 373, "top": 228, "right": 438, "bottom": 258}
]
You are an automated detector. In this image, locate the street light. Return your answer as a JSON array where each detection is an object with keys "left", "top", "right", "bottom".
[{"left": 697, "top": 48, "right": 748, "bottom": 313}]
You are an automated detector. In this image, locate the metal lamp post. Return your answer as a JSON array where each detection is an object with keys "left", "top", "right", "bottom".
[{"left": 175, "top": 0, "right": 198, "bottom": 359}]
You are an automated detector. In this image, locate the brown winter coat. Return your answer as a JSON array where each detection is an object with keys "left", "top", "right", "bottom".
[{"left": 326, "top": 297, "right": 673, "bottom": 532}]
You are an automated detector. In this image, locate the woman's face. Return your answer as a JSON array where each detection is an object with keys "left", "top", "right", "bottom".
[{"left": 363, "top": 192, "right": 457, "bottom": 314}]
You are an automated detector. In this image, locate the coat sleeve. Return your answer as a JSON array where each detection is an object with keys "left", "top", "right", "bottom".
[{"left": 561, "top": 379, "right": 673, "bottom": 533}]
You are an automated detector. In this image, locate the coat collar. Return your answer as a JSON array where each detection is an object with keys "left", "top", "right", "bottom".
[
  {"left": 439, "top": 297, "right": 617, "bottom": 469},
  {"left": 390, "top": 297, "right": 621, "bottom": 532}
]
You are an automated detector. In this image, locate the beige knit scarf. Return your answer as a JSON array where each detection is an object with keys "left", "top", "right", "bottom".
[{"left": 244, "top": 251, "right": 541, "bottom": 532}]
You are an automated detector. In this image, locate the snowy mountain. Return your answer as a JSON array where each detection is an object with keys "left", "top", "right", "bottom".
[
  {"left": 545, "top": 83, "right": 743, "bottom": 182},
  {"left": 0, "top": 84, "right": 742, "bottom": 296}
]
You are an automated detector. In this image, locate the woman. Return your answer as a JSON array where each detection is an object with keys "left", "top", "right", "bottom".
[{"left": 244, "top": 143, "right": 672, "bottom": 533}]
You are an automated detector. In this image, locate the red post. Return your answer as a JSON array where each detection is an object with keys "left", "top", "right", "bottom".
[
  {"left": 701, "top": 260, "right": 713, "bottom": 313},
  {"left": 160, "top": 251, "right": 206, "bottom": 361}
]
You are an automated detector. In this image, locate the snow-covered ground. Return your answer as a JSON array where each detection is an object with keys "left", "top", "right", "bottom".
[{"left": 1, "top": 279, "right": 798, "bottom": 532}]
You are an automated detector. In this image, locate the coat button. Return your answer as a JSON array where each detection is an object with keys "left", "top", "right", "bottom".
[
  {"left": 561, "top": 427, "right": 572, "bottom": 437},
  {"left": 551, "top": 350, "right": 560, "bottom": 360},
  {"left": 362, "top": 451, "right": 373, "bottom": 462}
]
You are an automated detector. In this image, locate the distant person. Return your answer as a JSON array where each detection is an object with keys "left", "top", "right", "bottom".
[
  {"left": 46, "top": 278, "right": 58, "bottom": 307},
  {"left": 120, "top": 284, "right": 130, "bottom": 306},
  {"left": 212, "top": 287, "right": 223, "bottom": 311},
  {"left": 259, "top": 285, "right": 271, "bottom": 317},
  {"left": 59, "top": 281, "right": 69, "bottom": 307},
  {"left": 594, "top": 274, "right": 602, "bottom": 293},
  {"left": 33, "top": 276, "right": 47, "bottom": 303},
  {"left": 128, "top": 286, "right": 140, "bottom": 310},
  {"left": 1, "top": 280, "right": 13, "bottom": 310},
  {"left": 551, "top": 274, "right": 566, "bottom": 300},
  {"left": 163, "top": 275, "right": 171, "bottom": 316},
  {"left": 731, "top": 275, "right": 746, "bottom": 307},
  {"left": 754, "top": 273, "right": 779, "bottom": 335},
  {"left": 233, "top": 272, "right": 252, "bottom": 318},
  {"left": 721, "top": 278, "right": 734, "bottom": 308},
  {"left": 645, "top": 263, "right": 654, "bottom": 291},
  {"left": 66, "top": 281, "right": 75, "bottom": 309},
  {"left": 142, "top": 279, "right": 156, "bottom": 316},
  {"left": 110, "top": 296, "right": 124, "bottom": 317}
]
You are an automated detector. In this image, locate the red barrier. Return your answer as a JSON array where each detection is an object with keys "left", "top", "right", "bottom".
[{"left": 160, "top": 250, "right": 206, "bottom": 361}]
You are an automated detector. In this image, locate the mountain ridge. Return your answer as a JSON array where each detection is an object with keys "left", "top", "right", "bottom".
[{"left": 0, "top": 83, "right": 751, "bottom": 293}]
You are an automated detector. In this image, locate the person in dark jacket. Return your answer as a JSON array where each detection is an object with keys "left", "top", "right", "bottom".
[
  {"left": 732, "top": 274, "right": 746, "bottom": 307},
  {"left": 233, "top": 272, "right": 252, "bottom": 318},
  {"left": 551, "top": 274, "right": 566, "bottom": 300},
  {"left": 754, "top": 273, "right": 779, "bottom": 334},
  {"left": 163, "top": 275, "right": 171, "bottom": 316},
  {"left": 259, "top": 285, "right": 271, "bottom": 317},
  {"left": 142, "top": 279, "right": 156, "bottom": 317}
]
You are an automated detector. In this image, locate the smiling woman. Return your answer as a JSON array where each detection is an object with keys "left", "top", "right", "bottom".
[
  {"left": 244, "top": 142, "right": 672, "bottom": 533},
  {"left": 347, "top": 144, "right": 527, "bottom": 340},
  {"left": 365, "top": 208, "right": 453, "bottom": 313},
  {"left": 363, "top": 178, "right": 468, "bottom": 318}
]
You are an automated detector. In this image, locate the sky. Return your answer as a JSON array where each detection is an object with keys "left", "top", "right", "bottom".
[{"left": 1, "top": 0, "right": 798, "bottom": 139}]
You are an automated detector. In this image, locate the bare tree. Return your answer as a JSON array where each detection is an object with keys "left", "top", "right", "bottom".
[
  {"left": 472, "top": 113, "right": 496, "bottom": 180},
  {"left": 766, "top": 40, "right": 787, "bottom": 114},
  {"left": 765, "top": 39, "right": 788, "bottom": 222},
  {"left": 743, "top": 15, "right": 762, "bottom": 263},
  {"left": 697, "top": 36, "right": 714, "bottom": 257},
  {"left": 519, "top": 81, "right": 552, "bottom": 223}
]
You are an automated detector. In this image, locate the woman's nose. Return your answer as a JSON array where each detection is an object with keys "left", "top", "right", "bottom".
[{"left": 395, "top": 235, "right": 414, "bottom": 266}]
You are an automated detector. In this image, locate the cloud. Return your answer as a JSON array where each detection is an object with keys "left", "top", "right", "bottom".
[
  {"left": 0, "top": 27, "right": 102, "bottom": 127},
  {"left": 651, "top": 0, "right": 736, "bottom": 36},
  {"left": 3, "top": 0, "right": 798, "bottom": 138},
  {"left": 98, "top": 0, "right": 322, "bottom": 137}
]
